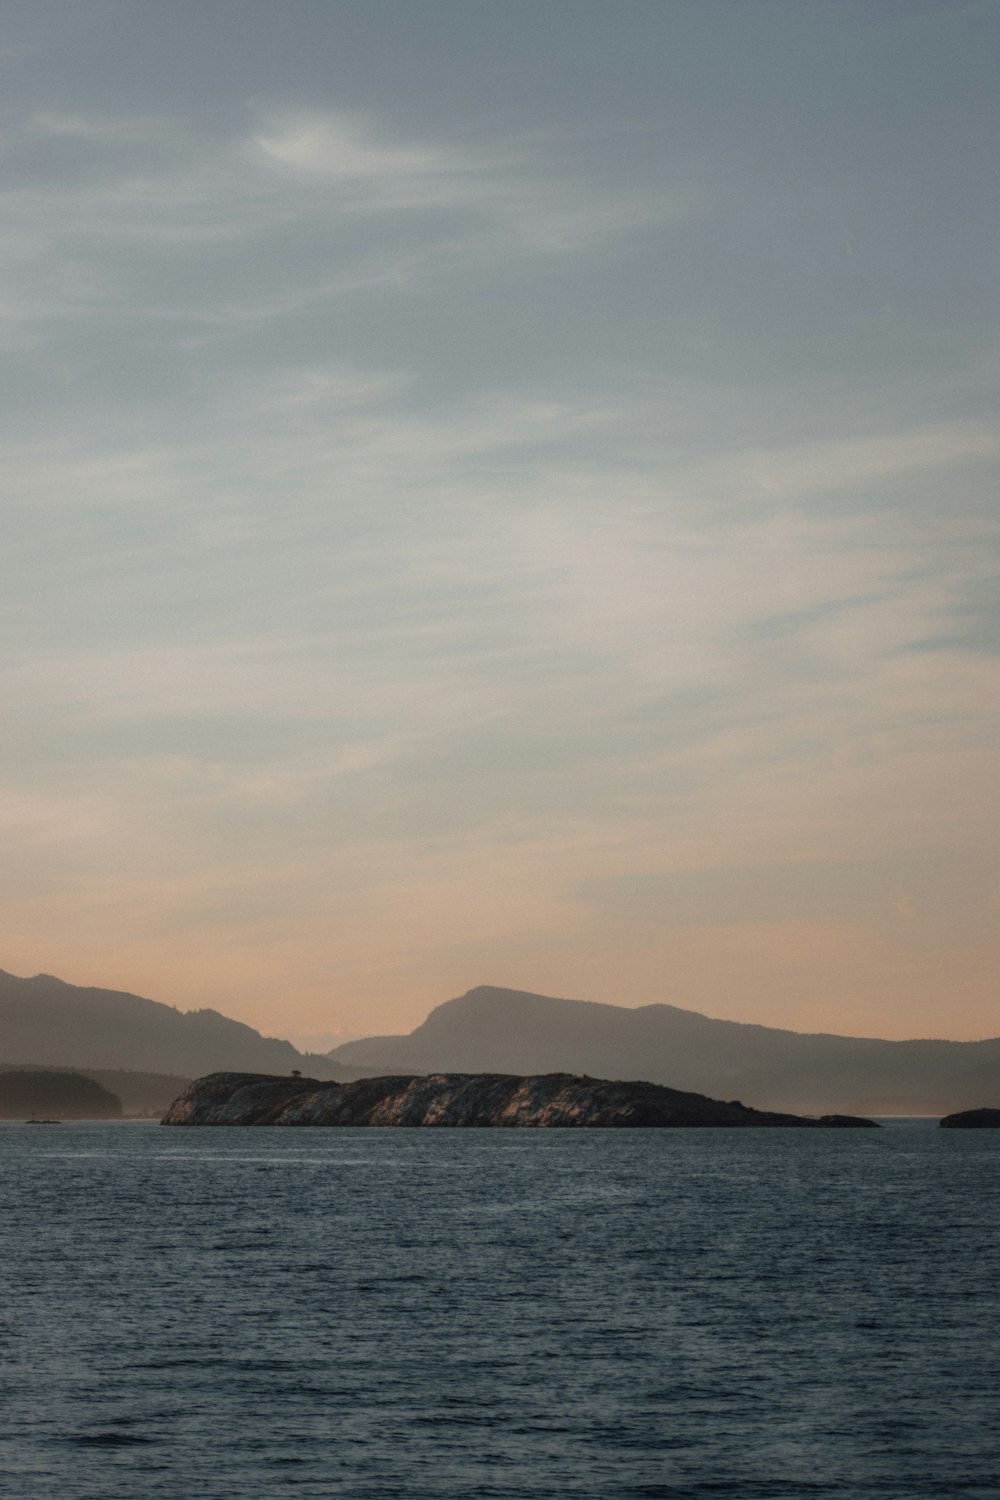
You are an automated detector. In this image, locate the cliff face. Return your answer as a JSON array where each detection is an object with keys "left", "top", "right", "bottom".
[{"left": 161, "top": 1071, "right": 879, "bottom": 1128}]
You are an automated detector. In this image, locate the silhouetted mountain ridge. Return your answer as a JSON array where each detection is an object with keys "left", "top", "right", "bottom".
[
  {"left": 0, "top": 968, "right": 346, "bottom": 1081},
  {"left": 329, "top": 985, "right": 1000, "bottom": 1115}
]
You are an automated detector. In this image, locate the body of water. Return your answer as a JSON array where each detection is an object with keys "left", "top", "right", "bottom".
[{"left": 1, "top": 1120, "right": 997, "bottom": 1497}]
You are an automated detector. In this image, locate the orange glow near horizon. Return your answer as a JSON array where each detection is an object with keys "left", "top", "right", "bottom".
[{"left": 2, "top": 6, "right": 997, "bottom": 1052}]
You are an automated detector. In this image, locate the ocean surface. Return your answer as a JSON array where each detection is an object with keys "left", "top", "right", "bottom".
[{"left": 1, "top": 1120, "right": 998, "bottom": 1499}]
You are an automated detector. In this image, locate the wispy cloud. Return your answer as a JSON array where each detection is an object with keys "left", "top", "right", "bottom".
[
  {"left": 1, "top": 7, "right": 998, "bottom": 1041},
  {"left": 0, "top": 102, "right": 689, "bottom": 352},
  {"left": 690, "top": 423, "right": 999, "bottom": 505}
]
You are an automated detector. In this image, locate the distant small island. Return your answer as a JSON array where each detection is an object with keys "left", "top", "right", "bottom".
[
  {"left": 940, "top": 1108, "right": 1000, "bottom": 1128},
  {"left": 0, "top": 1070, "right": 122, "bottom": 1120},
  {"left": 161, "top": 1071, "right": 880, "bottom": 1128}
]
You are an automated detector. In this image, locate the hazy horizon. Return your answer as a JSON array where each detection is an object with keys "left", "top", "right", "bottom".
[{"left": 3, "top": 2, "right": 998, "bottom": 1042}]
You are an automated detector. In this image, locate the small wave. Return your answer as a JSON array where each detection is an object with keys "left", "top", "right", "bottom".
[{"left": 69, "top": 1431, "right": 159, "bottom": 1447}]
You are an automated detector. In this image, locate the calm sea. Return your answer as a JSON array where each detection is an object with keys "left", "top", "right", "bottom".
[{"left": 1, "top": 1120, "right": 997, "bottom": 1498}]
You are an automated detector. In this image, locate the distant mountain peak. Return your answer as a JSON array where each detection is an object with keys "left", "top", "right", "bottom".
[
  {"left": 328, "top": 982, "right": 1000, "bottom": 1116},
  {"left": 0, "top": 967, "right": 346, "bottom": 1081}
]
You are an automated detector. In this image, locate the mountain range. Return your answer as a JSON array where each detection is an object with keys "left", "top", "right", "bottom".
[
  {"left": 3, "top": 969, "right": 997, "bottom": 1117},
  {"left": 0, "top": 968, "right": 344, "bottom": 1085},
  {"left": 329, "top": 985, "right": 1000, "bottom": 1116}
]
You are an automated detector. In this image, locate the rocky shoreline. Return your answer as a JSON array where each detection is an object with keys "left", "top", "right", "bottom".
[{"left": 161, "top": 1071, "right": 880, "bottom": 1128}]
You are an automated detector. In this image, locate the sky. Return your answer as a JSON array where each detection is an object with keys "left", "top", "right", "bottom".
[{"left": 2, "top": 0, "right": 998, "bottom": 1044}]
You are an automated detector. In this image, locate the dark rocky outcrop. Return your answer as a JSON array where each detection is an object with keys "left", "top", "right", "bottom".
[
  {"left": 1, "top": 1063, "right": 193, "bottom": 1117},
  {"left": 0, "top": 1070, "right": 122, "bottom": 1120},
  {"left": 940, "top": 1108, "right": 1000, "bottom": 1128},
  {"left": 161, "top": 1071, "right": 880, "bottom": 1128}
]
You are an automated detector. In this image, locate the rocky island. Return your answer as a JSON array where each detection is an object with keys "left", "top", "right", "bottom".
[
  {"left": 161, "top": 1071, "right": 879, "bottom": 1127},
  {"left": 940, "top": 1108, "right": 1000, "bottom": 1128}
]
